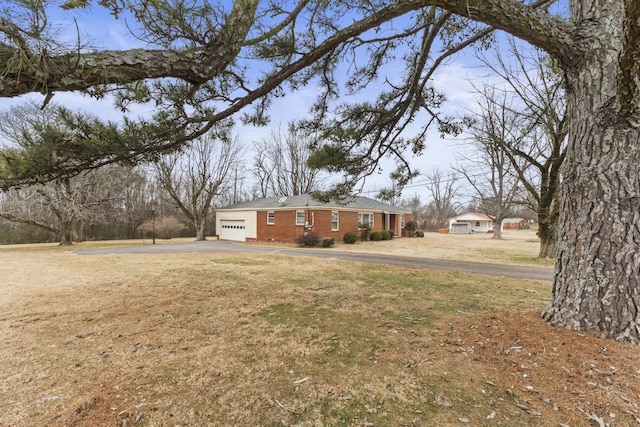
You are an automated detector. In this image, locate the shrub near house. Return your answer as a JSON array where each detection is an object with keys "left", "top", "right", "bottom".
[
  {"left": 343, "top": 231, "right": 358, "bottom": 244},
  {"left": 370, "top": 231, "right": 383, "bottom": 241},
  {"left": 404, "top": 220, "right": 417, "bottom": 237}
]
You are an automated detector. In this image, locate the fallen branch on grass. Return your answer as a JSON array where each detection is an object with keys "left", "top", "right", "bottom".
[{"left": 274, "top": 398, "right": 302, "bottom": 415}]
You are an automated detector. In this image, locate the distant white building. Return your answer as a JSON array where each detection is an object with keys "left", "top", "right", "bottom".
[{"left": 447, "top": 212, "right": 495, "bottom": 234}]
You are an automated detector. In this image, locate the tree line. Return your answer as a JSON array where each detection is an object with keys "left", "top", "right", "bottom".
[{"left": 0, "top": 102, "right": 331, "bottom": 244}]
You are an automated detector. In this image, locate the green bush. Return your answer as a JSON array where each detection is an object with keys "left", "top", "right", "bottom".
[
  {"left": 296, "top": 232, "right": 320, "bottom": 247},
  {"left": 415, "top": 230, "right": 425, "bottom": 237},
  {"left": 381, "top": 230, "right": 391, "bottom": 240},
  {"left": 343, "top": 231, "right": 358, "bottom": 244},
  {"left": 322, "top": 237, "right": 335, "bottom": 248},
  {"left": 370, "top": 231, "right": 383, "bottom": 241}
]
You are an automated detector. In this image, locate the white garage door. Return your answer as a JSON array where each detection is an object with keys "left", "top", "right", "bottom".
[
  {"left": 451, "top": 222, "right": 470, "bottom": 234},
  {"left": 220, "top": 220, "right": 246, "bottom": 241}
]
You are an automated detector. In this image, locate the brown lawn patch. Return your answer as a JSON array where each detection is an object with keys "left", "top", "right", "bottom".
[
  {"left": 253, "top": 229, "right": 553, "bottom": 267},
  {"left": 437, "top": 311, "right": 640, "bottom": 426},
  {"left": 0, "top": 245, "right": 635, "bottom": 426}
]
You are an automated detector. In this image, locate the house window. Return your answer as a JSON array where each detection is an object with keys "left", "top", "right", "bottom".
[
  {"left": 400, "top": 214, "right": 405, "bottom": 228},
  {"left": 296, "top": 210, "right": 305, "bottom": 226},
  {"left": 267, "top": 211, "right": 275, "bottom": 225},
  {"left": 331, "top": 211, "right": 339, "bottom": 231},
  {"left": 475, "top": 221, "right": 480, "bottom": 227},
  {"left": 358, "top": 212, "right": 374, "bottom": 229}
]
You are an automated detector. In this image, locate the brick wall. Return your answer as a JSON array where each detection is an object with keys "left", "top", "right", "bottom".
[
  {"left": 255, "top": 209, "right": 408, "bottom": 243},
  {"left": 256, "top": 210, "right": 302, "bottom": 242},
  {"left": 503, "top": 219, "right": 528, "bottom": 230}
]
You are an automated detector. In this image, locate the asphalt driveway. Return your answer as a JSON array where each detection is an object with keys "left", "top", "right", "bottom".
[{"left": 76, "top": 240, "right": 554, "bottom": 282}]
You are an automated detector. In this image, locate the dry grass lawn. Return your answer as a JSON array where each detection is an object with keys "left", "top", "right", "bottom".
[
  {"left": 319, "top": 229, "right": 552, "bottom": 266},
  {"left": 1, "top": 232, "right": 639, "bottom": 426}
]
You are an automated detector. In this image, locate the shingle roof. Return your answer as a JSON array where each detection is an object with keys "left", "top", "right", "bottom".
[
  {"left": 448, "top": 212, "right": 495, "bottom": 221},
  {"left": 217, "top": 194, "right": 410, "bottom": 214}
]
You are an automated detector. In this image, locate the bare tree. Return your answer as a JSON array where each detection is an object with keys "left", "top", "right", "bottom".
[
  {"left": 457, "top": 90, "right": 526, "bottom": 239},
  {"left": 423, "top": 169, "right": 461, "bottom": 231},
  {"left": 154, "top": 129, "right": 241, "bottom": 241},
  {"left": 0, "top": 187, "right": 60, "bottom": 241},
  {"left": 251, "top": 150, "right": 275, "bottom": 199},
  {"left": 0, "top": 102, "right": 130, "bottom": 244},
  {"left": 400, "top": 195, "right": 426, "bottom": 229},
  {"left": 474, "top": 40, "right": 566, "bottom": 257},
  {"left": 252, "top": 123, "right": 324, "bottom": 197},
  {"left": 113, "top": 167, "right": 160, "bottom": 240},
  {"left": 0, "top": 168, "right": 125, "bottom": 244}
]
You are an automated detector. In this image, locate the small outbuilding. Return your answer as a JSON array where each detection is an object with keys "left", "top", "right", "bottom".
[
  {"left": 447, "top": 212, "right": 495, "bottom": 234},
  {"left": 215, "top": 194, "right": 411, "bottom": 243},
  {"left": 501, "top": 218, "right": 529, "bottom": 230}
]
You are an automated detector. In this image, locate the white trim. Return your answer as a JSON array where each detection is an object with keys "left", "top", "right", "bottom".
[
  {"left": 296, "top": 210, "right": 305, "bottom": 226},
  {"left": 331, "top": 210, "right": 339, "bottom": 231},
  {"left": 358, "top": 212, "right": 374, "bottom": 229}
]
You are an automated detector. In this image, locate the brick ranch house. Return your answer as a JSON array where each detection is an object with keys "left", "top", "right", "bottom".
[{"left": 215, "top": 194, "right": 412, "bottom": 243}]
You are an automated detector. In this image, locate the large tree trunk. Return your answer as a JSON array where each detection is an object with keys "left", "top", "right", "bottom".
[
  {"left": 491, "top": 209, "right": 508, "bottom": 240},
  {"left": 195, "top": 221, "right": 207, "bottom": 241},
  {"left": 492, "top": 219, "right": 503, "bottom": 239},
  {"left": 537, "top": 198, "right": 558, "bottom": 259},
  {"left": 537, "top": 225, "right": 556, "bottom": 259},
  {"left": 59, "top": 220, "right": 74, "bottom": 245},
  {"left": 542, "top": 5, "right": 640, "bottom": 341},
  {"left": 543, "top": 121, "right": 640, "bottom": 341}
]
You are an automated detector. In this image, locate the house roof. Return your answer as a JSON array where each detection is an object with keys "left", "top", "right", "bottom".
[
  {"left": 448, "top": 212, "right": 495, "bottom": 222},
  {"left": 217, "top": 194, "right": 410, "bottom": 214}
]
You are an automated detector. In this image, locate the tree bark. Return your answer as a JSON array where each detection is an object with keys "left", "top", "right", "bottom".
[
  {"left": 0, "top": 0, "right": 259, "bottom": 98},
  {"left": 537, "top": 196, "right": 558, "bottom": 259},
  {"left": 542, "top": 1, "right": 640, "bottom": 341},
  {"left": 492, "top": 217, "right": 503, "bottom": 239},
  {"left": 194, "top": 217, "right": 207, "bottom": 241},
  {"left": 537, "top": 220, "right": 556, "bottom": 259},
  {"left": 543, "top": 120, "right": 640, "bottom": 341},
  {"left": 59, "top": 220, "right": 74, "bottom": 245}
]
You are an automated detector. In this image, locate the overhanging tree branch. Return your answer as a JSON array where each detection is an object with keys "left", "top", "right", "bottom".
[
  {"left": 436, "top": 0, "right": 576, "bottom": 61},
  {"left": 1, "top": 1, "right": 575, "bottom": 191},
  {"left": 0, "top": 0, "right": 259, "bottom": 97},
  {"left": 0, "top": 211, "right": 58, "bottom": 234}
]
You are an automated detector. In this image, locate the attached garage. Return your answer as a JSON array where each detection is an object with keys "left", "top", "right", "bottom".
[
  {"left": 215, "top": 210, "right": 257, "bottom": 241},
  {"left": 450, "top": 222, "right": 471, "bottom": 234},
  {"left": 219, "top": 220, "right": 246, "bottom": 241}
]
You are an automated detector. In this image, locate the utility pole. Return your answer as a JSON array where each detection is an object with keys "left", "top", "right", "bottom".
[{"left": 152, "top": 208, "right": 156, "bottom": 245}]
